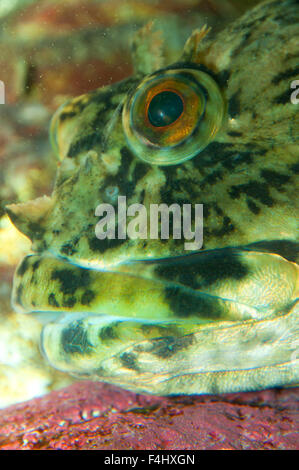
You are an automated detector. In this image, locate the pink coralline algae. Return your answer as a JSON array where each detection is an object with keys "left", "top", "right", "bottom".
[{"left": 0, "top": 382, "right": 298, "bottom": 450}]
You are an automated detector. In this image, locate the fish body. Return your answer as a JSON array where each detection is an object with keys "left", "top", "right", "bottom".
[{"left": 7, "top": 0, "right": 299, "bottom": 395}]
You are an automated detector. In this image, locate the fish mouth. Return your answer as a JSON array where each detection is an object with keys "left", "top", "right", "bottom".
[
  {"left": 13, "top": 247, "right": 249, "bottom": 335},
  {"left": 12, "top": 240, "right": 299, "bottom": 323},
  {"left": 11, "top": 246, "right": 226, "bottom": 318},
  {"left": 11, "top": 246, "right": 299, "bottom": 396},
  {"left": 12, "top": 250, "right": 207, "bottom": 321}
]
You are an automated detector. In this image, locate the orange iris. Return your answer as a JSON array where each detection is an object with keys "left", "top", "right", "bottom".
[
  {"left": 122, "top": 66, "right": 225, "bottom": 165},
  {"left": 132, "top": 77, "right": 204, "bottom": 147}
]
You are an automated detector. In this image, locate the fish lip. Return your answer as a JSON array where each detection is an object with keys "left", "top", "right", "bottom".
[
  {"left": 49, "top": 249, "right": 200, "bottom": 272},
  {"left": 22, "top": 250, "right": 196, "bottom": 321}
]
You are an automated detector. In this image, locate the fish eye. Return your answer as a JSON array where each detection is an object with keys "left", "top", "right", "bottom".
[
  {"left": 147, "top": 90, "right": 184, "bottom": 127},
  {"left": 122, "top": 67, "right": 225, "bottom": 165}
]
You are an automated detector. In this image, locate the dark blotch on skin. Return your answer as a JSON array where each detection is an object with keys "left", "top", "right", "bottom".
[
  {"left": 165, "top": 286, "right": 201, "bottom": 317},
  {"left": 232, "top": 31, "right": 252, "bottom": 57},
  {"left": 100, "top": 146, "right": 135, "bottom": 202},
  {"left": 260, "top": 169, "right": 290, "bottom": 189},
  {"left": 99, "top": 324, "right": 118, "bottom": 342},
  {"left": 165, "top": 286, "right": 223, "bottom": 319},
  {"left": 229, "top": 180, "right": 275, "bottom": 207},
  {"left": 88, "top": 235, "right": 125, "bottom": 253},
  {"left": 273, "top": 89, "right": 292, "bottom": 105},
  {"left": 216, "top": 69, "right": 230, "bottom": 86},
  {"left": 61, "top": 321, "right": 93, "bottom": 355},
  {"left": 203, "top": 170, "right": 223, "bottom": 186},
  {"left": 149, "top": 335, "right": 194, "bottom": 359},
  {"left": 60, "top": 243, "right": 77, "bottom": 256},
  {"left": 271, "top": 66, "right": 299, "bottom": 85},
  {"left": 48, "top": 293, "right": 59, "bottom": 308},
  {"left": 211, "top": 216, "right": 235, "bottom": 238},
  {"left": 59, "top": 111, "right": 77, "bottom": 122},
  {"left": 244, "top": 240, "right": 299, "bottom": 264},
  {"left": 227, "top": 131, "right": 243, "bottom": 137},
  {"left": 51, "top": 268, "right": 90, "bottom": 295},
  {"left": 68, "top": 133, "right": 102, "bottom": 158},
  {"left": 290, "top": 162, "right": 299, "bottom": 174},
  {"left": 199, "top": 250, "right": 248, "bottom": 286},
  {"left": 214, "top": 204, "right": 223, "bottom": 216},
  {"left": 273, "top": 12, "right": 297, "bottom": 26},
  {"left": 27, "top": 222, "right": 45, "bottom": 241},
  {"left": 221, "top": 151, "right": 253, "bottom": 171},
  {"left": 31, "top": 259, "right": 41, "bottom": 272},
  {"left": 120, "top": 352, "right": 140, "bottom": 371},
  {"left": 192, "top": 142, "right": 234, "bottom": 169},
  {"left": 246, "top": 198, "right": 260, "bottom": 214},
  {"left": 156, "top": 249, "right": 248, "bottom": 288},
  {"left": 140, "top": 189, "right": 145, "bottom": 203},
  {"left": 228, "top": 91, "right": 241, "bottom": 118},
  {"left": 86, "top": 90, "right": 116, "bottom": 138},
  {"left": 81, "top": 289, "right": 96, "bottom": 306},
  {"left": 156, "top": 263, "right": 200, "bottom": 290},
  {"left": 62, "top": 296, "right": 76, "bottom": 308},
  {"left": 16, "top": 256, "right": 32, "bottom": 277},
  {"left": 103, "top": 175, "right": 134, "bottom": 201},
  {"left": 119, "top": 146, "right": 135, "bottom": 176},
  {"left": 132, "top": 162, "right": 149, "bottom": 184},
  {"left": 65, "top": 87, "right": 117, "bottom": 156},
  {"left": 16, "top": 284, "right": 23, "bottom": 306},
  {"left": 159, "top": 167, "right": 178, "bottom": 204}
]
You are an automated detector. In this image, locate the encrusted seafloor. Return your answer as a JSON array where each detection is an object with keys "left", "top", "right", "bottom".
[{"left": 0, "top": 382, "right": 298, "bottom": 450}]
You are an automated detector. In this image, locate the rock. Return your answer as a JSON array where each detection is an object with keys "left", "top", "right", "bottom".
[{"left": 0, "top": 381, "right": 297, "bottom": 450}]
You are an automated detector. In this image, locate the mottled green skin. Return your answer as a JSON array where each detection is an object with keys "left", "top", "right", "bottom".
[{"left": 7, "top": 0, "right": 299, "bottom": 395}]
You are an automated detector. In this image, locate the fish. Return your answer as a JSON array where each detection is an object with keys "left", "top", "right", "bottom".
[{"left": 6, "top": 0, "right": 299, "bottom": 395}]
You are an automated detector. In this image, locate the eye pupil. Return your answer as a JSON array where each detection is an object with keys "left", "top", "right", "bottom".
[{"left": 148, "top": 91, "right": 184, "bottom": 127}]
